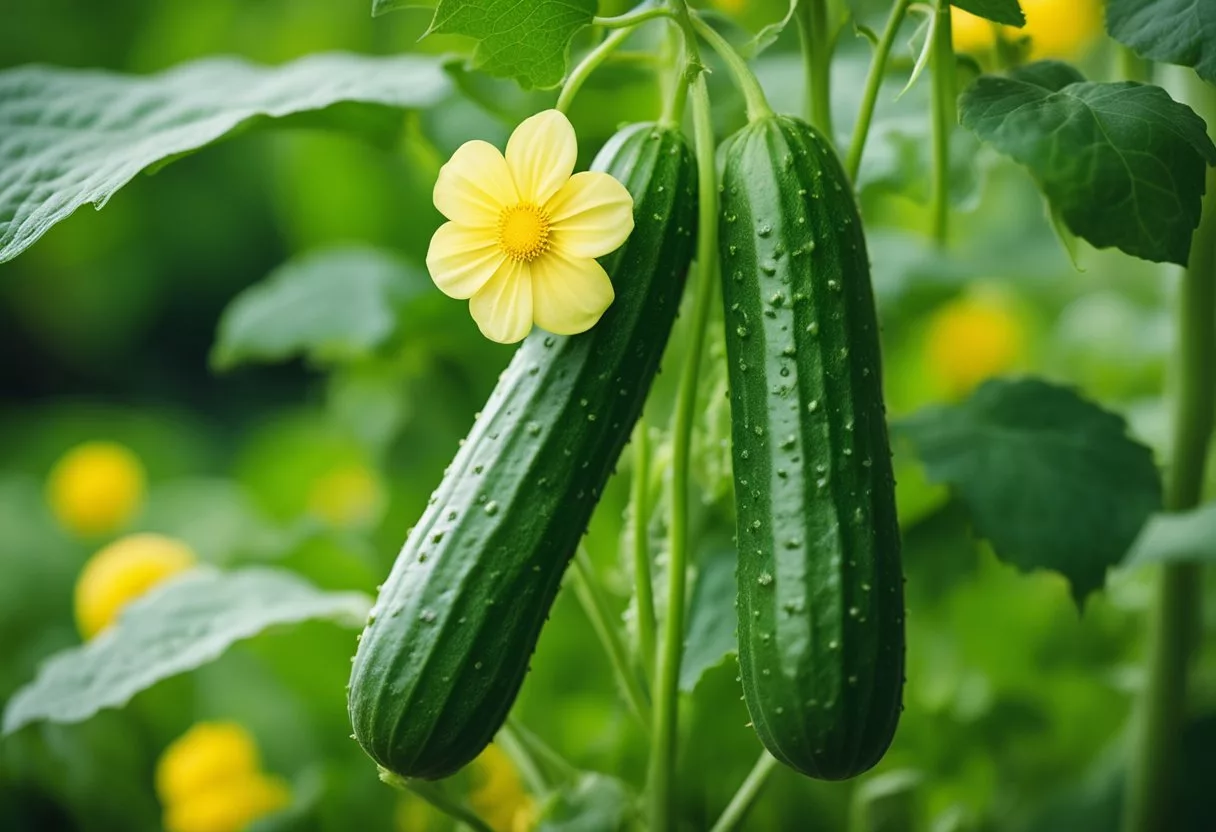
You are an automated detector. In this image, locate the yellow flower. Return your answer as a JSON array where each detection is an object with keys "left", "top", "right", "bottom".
[
  {"left": 306, "top": 463, "right": 385, "bottom": 529},
  {"left": 427, "top": 109, "right": 634, "bottom": 344},
  {"left": 157, "top": 722, "right": 291, "bottom": 832},
  {"left": 156, "top": 722, "right": 262, "bottom": 806},
  {"left": 47, "top": 441, "right": 146, "bottom": 537},
  {"left": 952, "top": 1, "right": 1102, "bottom": 61},
  {"left": 925, "top": 293, "right": 1025, "bottom": 397},
  {"left": 467, "top": 745, "right": 534, "bottom": 832},
  {"left": 163, "top": 774, "right": 290, "bottom": 832},
  {"left": 74, "top": 533, "right": 196, "bottom": 639},
  {"left": 1019, "top": 0, "right": 1102, "bottom": 60}
]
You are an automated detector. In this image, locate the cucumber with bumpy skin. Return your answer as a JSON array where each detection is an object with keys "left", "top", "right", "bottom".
[
  {"left": 720, "top": 115, "right": 904, "bottom": 781},
  {"left": 347, "top": 123, "right": 697, "bottom": 781}
]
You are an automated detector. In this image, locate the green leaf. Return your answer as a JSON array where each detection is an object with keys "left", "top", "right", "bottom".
[
  {"left": 1107, "top": 0, "right": 1216, "bottom": 84},
  {"left": 959, "top": 61, "right": 1216, "bottom": 265},
  {"left": 139, "top": 479, "right": 288, "bottom": 565},
  {"left": 211, "top": 246, "right": 434, "bottom": 370},
  {"left": 1125, "top": 504, "right": 1216, "bottom": 566},
  {"left": 740, "top": 1, "right": 800, "bottom": 61},
  {"left": 679, "top": 542, "right": 738, "bottom": 693},
  {"left": 426, "top": 0, "right": 597, "bottom": 89},
  {"left": 536, "top": 772, "right": 635, "bottom": 832},
  {"left": 373, "top": 0, "right": 423, "bottom": 17},
  {"left": 2, "top": 568, "right": 370, "bottom": 734},
  {"left": 0, "top": 54, "right": 450, "bottom": 264},
  {"left": 894, "top": 378, "right": 1163, "bottom": 605},
  {"left": 952, "top": 0, "right": 1025, "bottom": 26}
]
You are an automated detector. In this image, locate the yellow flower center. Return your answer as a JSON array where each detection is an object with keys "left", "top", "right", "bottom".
[{"left": 497, "top": 203, "right": 551, "bottom": 262}]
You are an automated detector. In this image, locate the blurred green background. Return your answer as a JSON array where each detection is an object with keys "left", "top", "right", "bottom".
[{"left": 2, "top": 0, "right": 1214, "bottom": 830}]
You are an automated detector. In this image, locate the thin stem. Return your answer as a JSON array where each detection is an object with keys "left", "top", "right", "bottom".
[
  {"left": 646, "top": 61, "right": 719, "bottom": 832},
  {"left": 496, "top": 722, "right": 550, "bottom": 798},
  {"left": 689, "top": 14, "right": 774, "bottom": 121},
  {"left": 594, "top": 5, "right": 674, "bottom": 29},
  {"left": 556, "top": 26, "right": 635, "bottom": 113},
  {"left": 505, "top": 716, "right": 579, "bottom": 783},
  {"left": 846, "top": 0, "right": 914, "bottom": 182},
  {"left": 1117, "top": 45, "right": 1154, "bottom": 84},
  {"left": 796, "top": 0, "right": 835, "bottom": 138},
  {"left": 1121, "top": 76, "right": 1215, "bottom": 832},
  {"left": 570, "top": 549, "right": 652, "bottom": 732},
  {"left": 379, "top": 769, "right": 495, "bottom": 832},
  {"left": 708, "top": 753, "right": 781, "bottom": 832},
  {"left": 632, "top": 420, "right": 658, "bottom": 684},
  {"left": 928, "top": 0, "right": 955, "bottom": 246}
]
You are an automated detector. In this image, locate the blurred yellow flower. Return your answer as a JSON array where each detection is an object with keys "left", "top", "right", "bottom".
[
  {"left": 307, "top": 463, "right": 385, "bottom": 529},
  {"left": 468, "top": 745, "right": 536, "bottom": 832},
  {"left": 427, "top": 109, "right": 634, "bottom": 344},
  {"left": 74, "top": 533, "right": 196, "bottom": 639},
  {"left": 163, "top": 774, "right": 290, "bottom": 832},
  {"left": 952, "top": 1, "right": 1102, "bottom": 61},
  {"left": 925, "top": 294, "right": 1025, "bottom": 397},
  {"left": 47, "top": 440, "right": 146, "bottom": 537},
  {"left": 157, "top": 722, "right": 290, "bottom": 832},
  {"left": 156, "top": 722, "right": 262, "bottom": 806}
]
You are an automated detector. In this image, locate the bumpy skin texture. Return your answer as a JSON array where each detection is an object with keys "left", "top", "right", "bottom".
[
  {"left": 348, "top": 124, "right": 697, "bottom": 781},
  {"left": 720, "top": 116, "right": 904, "bottom": 781}
]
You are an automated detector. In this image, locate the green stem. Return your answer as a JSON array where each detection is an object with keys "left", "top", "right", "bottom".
[
  {"left": 379, "top": 770, "right": 495, "bottom": 832},
  {"left": 928, "top": 0, "right": 955, "bottom": 246},
  {"left": 845, "top": 0, "right": 913, "bottom": 182},
  {"left": 496, "top": 722, "right": 550, "bottom": 798},
  {"left": 688, "top": 14, "right": 773, "bottom": 121},
  {"left": 505, "top": 716, "right": 579, "bottom": 783},
  {"left": 1117, "top": 45, "right": 1154, "bottom": 84},
  {"left": 594, "top": 5, "right": 674, "bottom": 29},
  {"left": 796, "top": 0, "right": 835, "bottom": 138},
  {"left": 632, "top": 420, "right": 658, "bottom": 684},
  {"left": 645, "top": 60, "right": 719, "bottom": 832},
  {"left": 556, "top": 26, "right": 635, "bottom": 113},
  {"left": 708, "top": 753, "right": 781, "bottom": 832},
  {"left": 570, "top": 548, "right": 652, "bottom": 732},
  {"left": 1121, "top": 77, "right": 1216, "bottom": 832}
]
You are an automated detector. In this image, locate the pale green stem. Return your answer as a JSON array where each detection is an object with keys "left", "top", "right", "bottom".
[
  {"left": 1117, "top": 45, "right": 1154, "bottom": 84},
  {"left": 594, "top": 5, "right": 674, "bottom": 29},
  {"left": 1121, "top": 75, "right": 1215, "bottom": 832},
  {"left": 632, "top": 420, "right": 658, "bottom": 684},
  {"left": 845, "top": 0, "right": 914, "bottom": 182},
  {"left": 708, "top": 753, "right": 781, "bottom": 832},
  {"left": 688, "top": 14, "right": 773, "bottom": 121},
  {"left": 928, "top": 0, "right": 955, "bottom": 245},
  {"left": 379, "top": 770, "right": 495, "bottom": 832},
  {"left": 645, "top": 34, "right": 719, "bottom": 832},
  {"left": 556, "top": 26, "right": 635, "bottom": 113},
  {"left": 570, "top": 548, "right": 652, "bottom": 732},
  {"left": 505, "top": 716, "right": 579, "bottom": 783},
  {"left": 796, "top": 0, "right": 835, "bottom": 139},
  {"left": 496, "top": 722, "right": 549, "bottom": 797}
]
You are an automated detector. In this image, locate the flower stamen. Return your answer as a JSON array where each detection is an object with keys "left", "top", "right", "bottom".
[{"left": 497, "top": 203, "right": 551, "bottom": 262}]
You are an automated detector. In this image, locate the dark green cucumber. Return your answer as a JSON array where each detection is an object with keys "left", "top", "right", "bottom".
[
  {"left": 348, "top": 123, "right": 697, "bottom": 781},
  {"left": 720, "top": 115, "right": 904, "bottom": 780}
]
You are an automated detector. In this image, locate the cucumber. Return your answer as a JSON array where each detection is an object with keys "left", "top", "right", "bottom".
[
  {"left": 719, "top": 115, "right": 904, "bottom": 780},
  {"left": 348, "top": 123, "right": 697, "bottom": 781}
]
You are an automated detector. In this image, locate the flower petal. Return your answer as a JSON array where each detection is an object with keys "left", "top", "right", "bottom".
[
  {"left": 426, "top": 222, "right": 504, "bottom": 300},
  {"left": 506, "top": 110, "right": 577, "bottom": 207},
  {"left": 546, "top": 172, "right": 635, "bottom": 259},
  {"left": 531, "top": 251, "right": 615, "bottom": 336},
  {"left": 434, "top": 140, "right": 518, "bottom": 226},
  {"left": 469, "top": 259, "right": 534, "bottom": 344}
]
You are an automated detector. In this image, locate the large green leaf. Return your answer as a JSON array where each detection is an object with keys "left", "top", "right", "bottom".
[
  {"left": 0, "top": 54, "right": 450, "bottom": 264},
  {"left": 426, "top": 0, "right": 598, "bottom": 89},
  {"left": 895, "top": 378, "right": 1163, "bottom": 605},
  {"left": 952, "top": 0, "right": 1025, "bottom": 26},
  {"left": 959, "top": 61, "right": 1216, "bottom": 265},
  {"left": 679, "top": 542, "right": 738, "bottom": 693},
  {"left": 1125, "top": 504, "right": 1216, "bottom": 566},
  {"left": 211, "top": 246, "right": 434, "bottom": 370},
  {"left": 2, "top": 568, "right": 369, "bottom": 734},
  {"left": 1107, "top": 0, "right": 1216, "bottom": 84}
]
